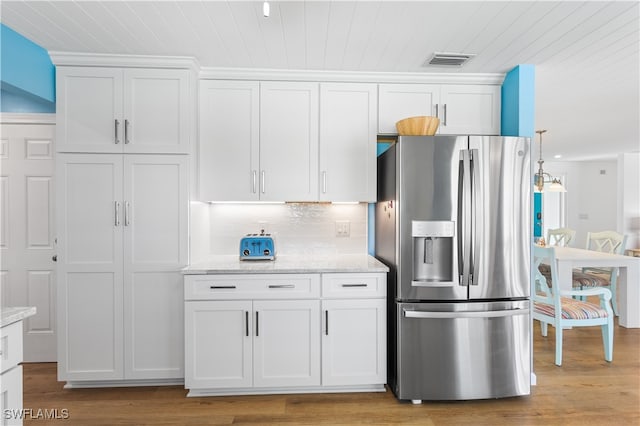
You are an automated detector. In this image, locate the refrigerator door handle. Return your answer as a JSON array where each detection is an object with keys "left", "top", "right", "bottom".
[
  {"left": 404, "top": 308, "right": 529, "bottom": 319},
  {"left": 470, "top": 148, "right": 481, "bottom": 286},
  {"left": 458, "top": 150, "right": 472, "bottom": 286}
]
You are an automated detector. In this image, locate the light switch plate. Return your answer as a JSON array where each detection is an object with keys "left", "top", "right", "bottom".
[{"left": 335, "top": 220, "right": 350, "bottom": 237}]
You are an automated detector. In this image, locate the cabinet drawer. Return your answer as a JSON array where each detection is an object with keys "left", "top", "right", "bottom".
[
  {"left": 1, "top": 321, "right": 24, "bottom": 374},
  {"left": 185, "top": 274, "right": 320, "bottom": 300},
  {"left": 321, "top": 273, "right": 386, "bottom": 298}
]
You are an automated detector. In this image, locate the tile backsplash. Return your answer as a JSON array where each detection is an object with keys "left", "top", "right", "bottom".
[{"left": 204, "top": 203, "right": 368, "bottom": 256}]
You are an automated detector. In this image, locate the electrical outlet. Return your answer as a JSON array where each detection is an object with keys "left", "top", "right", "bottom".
[{"left": 335, "top": 220, "right": 350, "bottom": 237}]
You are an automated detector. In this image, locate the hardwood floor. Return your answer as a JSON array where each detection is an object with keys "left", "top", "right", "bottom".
[{"left": 22, "top": 320, "right": 639, "bottom": 425}]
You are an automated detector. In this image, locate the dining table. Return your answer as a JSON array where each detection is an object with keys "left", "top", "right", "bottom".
[{"left": 552, "top": 246, "right": 640, "bottom": 328}]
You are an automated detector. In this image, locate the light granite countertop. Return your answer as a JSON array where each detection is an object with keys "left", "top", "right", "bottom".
[
  {"left": 183, "top": 254, "right": 389, "bottom": 275},
  {"left": 1, "top": 306, "right": 36, "bottom": 328}
]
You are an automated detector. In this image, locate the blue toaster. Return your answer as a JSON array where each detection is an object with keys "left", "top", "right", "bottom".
[{"left": 239, "top": 233, "right": 276, "bottom": 260}]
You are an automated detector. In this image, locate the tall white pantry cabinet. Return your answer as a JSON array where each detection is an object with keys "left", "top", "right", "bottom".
[{"left": 55, "top": 63, "right": 191, "bottom": 385}]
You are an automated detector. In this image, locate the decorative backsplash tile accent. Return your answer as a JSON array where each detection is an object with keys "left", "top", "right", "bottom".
[{"left": 207, "top": 203, "right": 368, "bottom": 256}]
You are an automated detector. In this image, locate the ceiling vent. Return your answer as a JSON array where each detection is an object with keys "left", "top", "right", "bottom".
[{"left": 425, "top": 52, "right": 476, "bottom": 67}]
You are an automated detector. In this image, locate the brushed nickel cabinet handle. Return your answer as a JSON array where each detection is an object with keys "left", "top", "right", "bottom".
[
  {"left": 124, "top": 119, "right": 130, "bottom": 144},
  {"left": 268, "top": 284, "right": 295, "bottom": 289},
  {"left": 114, "top": 120, "right": 120, "bottom": 144},
  {"left": 252, "top": 171, "right": 257, "bottom": 194},
  {"left": 114, "top": 201, "right": 121, "bottom": 226},
  {"left": 341, "top": 283, "right": 368, "bottom": 288},
  {"left": 443, "top": 104, "right": 447, "bottom": 126},
  {"left": 322, "top": 171, "right": 327, "bottom": 193},
  {"left": 261, "top": 171, "right": 266, "bottom": 194},
  {"left": 124, "top": 201, "right": 130, "bottom": 226},
  {"left": 209, "top": 285, "right": 237, "bottom": 289},
  {"left": 245, "top": 311, "right": 249, "bottom": 337}
]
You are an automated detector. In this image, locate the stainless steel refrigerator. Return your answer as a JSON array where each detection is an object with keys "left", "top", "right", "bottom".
[{"left": 375, "top": 135, "right": 531, "bottom": 402}]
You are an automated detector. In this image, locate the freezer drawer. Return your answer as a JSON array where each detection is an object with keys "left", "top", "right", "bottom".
[{"left": 395, "top": 301, "right": 530, "bottom": 401}]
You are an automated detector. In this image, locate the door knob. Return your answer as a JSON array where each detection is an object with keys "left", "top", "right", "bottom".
[{"left": 52, "top": 255, "right": 57, "bottom": 262}]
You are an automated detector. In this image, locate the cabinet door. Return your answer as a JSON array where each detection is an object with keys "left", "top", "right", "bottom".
[
  {"left": 125, "top": 272, "right": 184, "bottom": 380},
  {"left": 260, "top": 82, "right": 319, "bottom": 201},
  {"left": 378, "top": 84, "right": 440, "bottom": 134},
  {"left": 56, "top": 67, "right": 123, "bottom": 153},
  {"left": 123, "top": 155, "right": 188, "bottom": 379},
  {"left": 185, "top": 301, "right": 253, "bottom": 389},
  {"left": 1, "top": 365, "right": 23, "bottom": 425},
  {"left": 439, "top": 85, "right": 501, "bottom": 135},
  {"left": 253, "top": 300, "right": 320, "bottom": 387},
  {"left": 319, "top": 83, "right": 377, "bottom": 202},
  {"left": 199, "top": 80, "right": 259, "bottom": 201},
  {"left": 322, "top": 299, "right": 386, "bottom": 386},
  {"left": 123, "top": 69, "right": 190, "bottom": 154},
  {"left": 56, "top": 154, "right": 124, "bottom": 381}
]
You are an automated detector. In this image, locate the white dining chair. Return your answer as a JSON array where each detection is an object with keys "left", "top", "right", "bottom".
[
  {"left": 533, "top": 245, "right": 614, "bottom": 366},
  {"left": 573, "top": 231, "right": 628, "bottom": 316},
  {"left": 547, "top": 228, "right": 576, "bottom": 247}
]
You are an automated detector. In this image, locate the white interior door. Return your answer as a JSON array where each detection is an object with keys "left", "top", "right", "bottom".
[{"left": 0, "top": 117, "right": 56, "bottom": 362}]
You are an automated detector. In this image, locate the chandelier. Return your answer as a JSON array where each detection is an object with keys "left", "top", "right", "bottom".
[{"left": 534, "top": 130, "right": 566, "bottom": 193}]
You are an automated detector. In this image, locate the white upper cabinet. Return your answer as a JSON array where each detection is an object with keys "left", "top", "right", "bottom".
[
  {"left": 319, "top": 83, "right": 377, "bottom": 202},
  {"left": 199, "top": 81, "right": 319, "bottom": 202},
  {"left": 260, "top": 82, "right": 319, "bottom": 202},
  {"left": 378, "top": 83, "right": 501, "bottom": 135},
  {"left": 56, "top": 67, "right": 190, "bottom": 154},
  {"left": 438, "top": 85, "right": 501, "bottom": 135},
  {"left": 199, "top": 80, "right": 260, "bottom": 202},
  {"left": 57, "top": 68, "right": 123, "bottom": 153},
  {"left": 123, "top": 69, "right": 190, "bottom": 153},
  {"left": 378, "top": 84, "right": 440, "bottom": 134}
]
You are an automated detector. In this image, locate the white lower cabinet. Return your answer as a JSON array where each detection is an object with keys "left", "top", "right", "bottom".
[
  {"left": 254, "top": 300, "right": 320, "bottom": 387},
  {"left": 184, "top": 299, "right": 320, "bottom": 390},
  {"left": 320, "top": 273, "right": 386, "bottom": 387},
  {"left": 321, "top": 299, "right": 386, "bottom": 386},
  {"left": 184, "top": 272, "right": 386, "bottom": 396},
  {"left": 185, "top": 301, "right": 253, "bottom": 389},
  {"left": 1, "top": 321, "right": 25, "bottom": 426}
]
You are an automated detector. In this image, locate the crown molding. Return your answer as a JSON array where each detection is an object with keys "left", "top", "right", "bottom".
[
  {"left": 198, "top": 67, "right": 505, "bottom": 85},
  {"left": 49, "top": 52, "right": 200, "bottom": 72},
  {"left": 0, "top": 113, "right": 56, "bottom": 124},
  {"left": 47, "top": 52, "right": 503, "bottom": 84}
]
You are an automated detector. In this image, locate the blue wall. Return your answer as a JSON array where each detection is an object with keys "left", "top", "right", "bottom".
[
  {"left": 1, "top": 24, "right": 55, "bottom": 112},
  {"left": 501, "top": 64, "right": 535, "bottom": 138},
  {"left": 501, "top": 64, "right": 538, "bottom": 238}
]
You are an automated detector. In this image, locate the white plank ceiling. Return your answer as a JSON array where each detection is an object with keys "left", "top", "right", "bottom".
[{"left": 1, "top": 0, "right": 638, "bottom": 161}]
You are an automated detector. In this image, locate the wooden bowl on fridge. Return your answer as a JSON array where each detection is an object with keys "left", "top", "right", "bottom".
[{"left": 395, "top": 116, "right": 440, "bottom": 135}]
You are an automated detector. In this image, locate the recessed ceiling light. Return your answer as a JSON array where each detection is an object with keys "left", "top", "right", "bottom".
[
  {"left": 554, "top": 154, "right": 562, "bottom": 159},
  {"left": 424, "top": 52, "right": 476, "bottom": 67}
]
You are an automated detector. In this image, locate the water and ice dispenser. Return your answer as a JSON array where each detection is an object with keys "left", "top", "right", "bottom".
[{"left": 412, "top": 221, "right": 455, "bottom": 286}]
